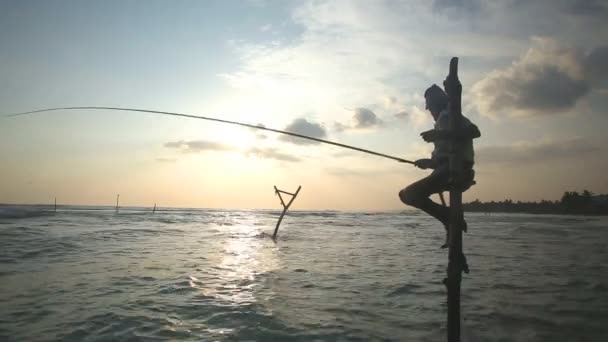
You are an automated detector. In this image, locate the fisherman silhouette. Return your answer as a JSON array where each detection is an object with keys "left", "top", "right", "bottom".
[{"left": 399, "top": 84, "right": 480, "bottom": 248}]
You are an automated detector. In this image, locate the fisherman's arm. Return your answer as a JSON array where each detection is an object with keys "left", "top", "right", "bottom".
[
  {"left": 420, "top": 124, "right": 481, "bottom": 142},
  {"left": 414, "top": 158, "right": 437, "bottom": 170}
]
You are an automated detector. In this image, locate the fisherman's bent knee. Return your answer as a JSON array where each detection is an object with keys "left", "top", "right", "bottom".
[{"left": 399, "top": 187, "right": 423, "bottom": 207}]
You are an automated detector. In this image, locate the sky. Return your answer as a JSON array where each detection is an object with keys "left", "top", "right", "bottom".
[{"left": 1, "top": 0, "right": 607, "bottom": 210}]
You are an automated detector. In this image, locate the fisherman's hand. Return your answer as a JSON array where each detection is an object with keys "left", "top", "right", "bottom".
[
  {"left": 421, "top": 129, "right": 438, "bottom": 142},
  {"left": 421, "top": 129, "right": 450, "bottom": 142},
  {"left": 414, "top": 158, "right": 434, "bottom": 170}
]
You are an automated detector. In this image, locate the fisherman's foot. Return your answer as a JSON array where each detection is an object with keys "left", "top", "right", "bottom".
[
  {"left": 442, "top": 218, "right": 467, "bottom": 234},
  {"left": 440, "top": 219, "right": 467, "bottom": 248},
  {"left": 461, "top": 253, "right": 470, "bottom": 274},
  {"left": 440, "top": 234, "right": 449, "bottom": 249}
]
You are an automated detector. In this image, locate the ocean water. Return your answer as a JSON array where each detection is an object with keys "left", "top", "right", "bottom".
[{"left": 1, "top": 206, "right": 607, "bottom": 342}]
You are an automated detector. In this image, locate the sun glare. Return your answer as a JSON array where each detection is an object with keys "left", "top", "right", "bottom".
[{"left": 213, "top": 126, "right": 257, "bottom": 150}]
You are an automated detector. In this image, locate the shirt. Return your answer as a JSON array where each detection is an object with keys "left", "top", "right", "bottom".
[{"left": 431, "top": 109, "right": 475, "bottom": 164}]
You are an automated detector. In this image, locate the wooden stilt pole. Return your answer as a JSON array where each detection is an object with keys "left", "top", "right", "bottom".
[
  {"left": 272, "top": 185, "right": 302, "bottom": 240},
  {"left": 54, "top": 197, "right": 57, "bottom": 213},
  {"left": 115, "top": 194, "right": 120, "bottom": 213},
  {"left": 439, "top": 192, "right": 447, "bottom": 207},
  {"left": 153, "top": 203, "right": 156, "bottom": 213},
  {"left": 444, "top": 57, "right": 465, "bottom": 342}
]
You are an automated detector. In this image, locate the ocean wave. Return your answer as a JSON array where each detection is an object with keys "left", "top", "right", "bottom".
[
  {"left": 0, "top": 207, "right": 54, "bottom": 219},
  {"left": 387, "top": 283, "right": 424, "bottom": 296},
  {"left": 1, "top": 210, "right": 607, "bottom": 341},
  {"left": 18, "top": 242, "right": 80, "bottom": 259},
  {"left": 56, "top": 312, "right": 194, "bottom": 341}
]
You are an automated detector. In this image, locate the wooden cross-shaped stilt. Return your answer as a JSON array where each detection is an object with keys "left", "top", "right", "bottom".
[{"left": 272, "top": 185, "right": 302, "bottom": 240}]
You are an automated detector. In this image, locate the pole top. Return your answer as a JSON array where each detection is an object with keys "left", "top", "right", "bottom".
[{"left": 449, "top": 57, "right": 458, "bottom": 77}]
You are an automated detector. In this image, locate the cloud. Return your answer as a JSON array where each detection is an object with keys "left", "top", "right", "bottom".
[
  {"left": 431, "top": 0, "right": 485, "bottom": 15},
  {"left": 253, "top": 123, "right": 268, "bottom": 139},
  {"left": 476, "top": 138, "right": 601, "bottom": 165},
  {"left": 408, "top": 105, "right": 433, "bottom": 129},
  {"left": 224, "top": 1, "right": 608, "bottom": 126},
  {"left": 333, "top": 121, "right": 348, "bottom": 133},
  {"left": 325, "top": 166, "right": 404, "bottom": 177},
  {"left": 471, "top": 38, "right": 606, "bottom": 118},
  {"left": 394, "top": 110, "right": 408, "bottom": 120},
  {"left": 164, "top": 140, "right": 236, "bottom": 153},
  {"left": 246, "top": 147, "right": 300, "bottom": 162},
  {"left": 535, "top": 0, "right": 608, "bottom": 18},
  {"left": 583, "top": 46, "right": 608, "bottom": 87},
  {"left": 155, "top": 157, "right": 177, "bottom": 163},
  {"left": 353, "top": 107, "right": 383, "bottom": 128},
  {"left": 332, "top": 107, "right": 384, "bottom": 132},
  {"left": 279, "top": 118, "right": 327, "bottom": 144},
  {"left": 326, "top": 167, "right": 382, "bottom": 177},
  {"left": 163, "top": 140, "right": 299, "bottom": 162}
]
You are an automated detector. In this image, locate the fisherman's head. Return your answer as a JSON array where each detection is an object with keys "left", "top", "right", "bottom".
[{"left": 424, "top": 84, "right": 449, "bottom": 120}]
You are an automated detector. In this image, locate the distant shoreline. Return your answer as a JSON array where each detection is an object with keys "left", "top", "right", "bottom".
[
  {"left": 463, "top": 207, "right": 608, "bottom": 216},
  {"left": 463, "top": 191, "right": 608, "bottom": 216}
]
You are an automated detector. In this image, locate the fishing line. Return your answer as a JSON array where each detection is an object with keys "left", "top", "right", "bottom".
[{"left": 2, "top": 106, "right": 415, "bottom": 164}]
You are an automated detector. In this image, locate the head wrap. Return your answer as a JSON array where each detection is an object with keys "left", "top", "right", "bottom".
[{"left": 424, "top": 84, "right": 449, "bottom": 112}]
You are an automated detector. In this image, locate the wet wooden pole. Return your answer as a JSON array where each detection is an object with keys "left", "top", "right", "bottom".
[
  {"left": 54, "top": 197, "right": 57, "bottom": 213},
  {"left": 115, "top": 194, "right": 120, "bottom": 213},
  {"left": 445, "top": 57, "right": 465, "bottom": 342},
  {"left": 272, "top": 185, "right": 302, "bottom": 240}
]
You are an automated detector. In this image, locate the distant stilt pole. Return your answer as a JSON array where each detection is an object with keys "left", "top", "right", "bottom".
[
  {"left": 115, "top": 194, "right": 120, "bottom": 213},
  {"left": 444, "top": 57, "right": 466, "bottom": 342},
  {"left": 272, "top": 185, "right": 302, "bottom": 240},
  {"left": 153, "top": 203, "right": 156, "bottom": 213},
  {"left": 54, "top": 197, "right": 57, "bottom": 213}
]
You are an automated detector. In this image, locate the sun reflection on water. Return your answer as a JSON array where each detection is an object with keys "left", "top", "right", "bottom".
[{"left": 191, "top": 218, "right": 280, "bottom": 305}]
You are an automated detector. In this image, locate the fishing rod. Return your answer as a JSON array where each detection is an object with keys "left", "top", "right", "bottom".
[{"left": 2, "top": 106, "right": 415, "bottom": 164}]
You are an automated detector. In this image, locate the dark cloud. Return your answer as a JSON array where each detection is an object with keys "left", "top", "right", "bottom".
[
  {"left": 333, "top": 107, "right": 384, "bottom": 132},
  {"left": 472, "top": 39, "right": 605, "bottom": 117},
  {"left": 510, "top": 0, "right": 608, "bottom": 15},
  {"left": 477, "top": 138, "right": 601, "bottom": 164},
  {"left": 246, "top": 147, "right": 300, "bottom": 162},
  {"left": 432, "top": 0, "right": 484, "bottom": 14},
  {"left": 519, "top": 67, "right": 589, "bottom": 111},
  {"left": 485, "top": 65, "right": 589, "bottom": 113},
  {"left": 353, "top": 108, "right": 383, "bottom": 128},
  {"left": 562, "top": 0, "right": 608, "bottom": 16},
  {"left": 423, "top": 0, "right": 608, "bottom": 32},
  {"left": 583, "top": 46, "right": 608, "bottom": 87},
  {"left": 279, "top": 118, "right": 327, "bottom": 145},
  {"left": 164, "top": 140, "right": 235, "bottom": 153}
]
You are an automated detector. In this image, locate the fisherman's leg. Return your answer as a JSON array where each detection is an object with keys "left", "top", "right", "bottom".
[
  {"left": 399, "top": 172, "right": 450, "bottom": 225},
  {"left": 401, "top": 187, "right": 453, "bottom": 247}
]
